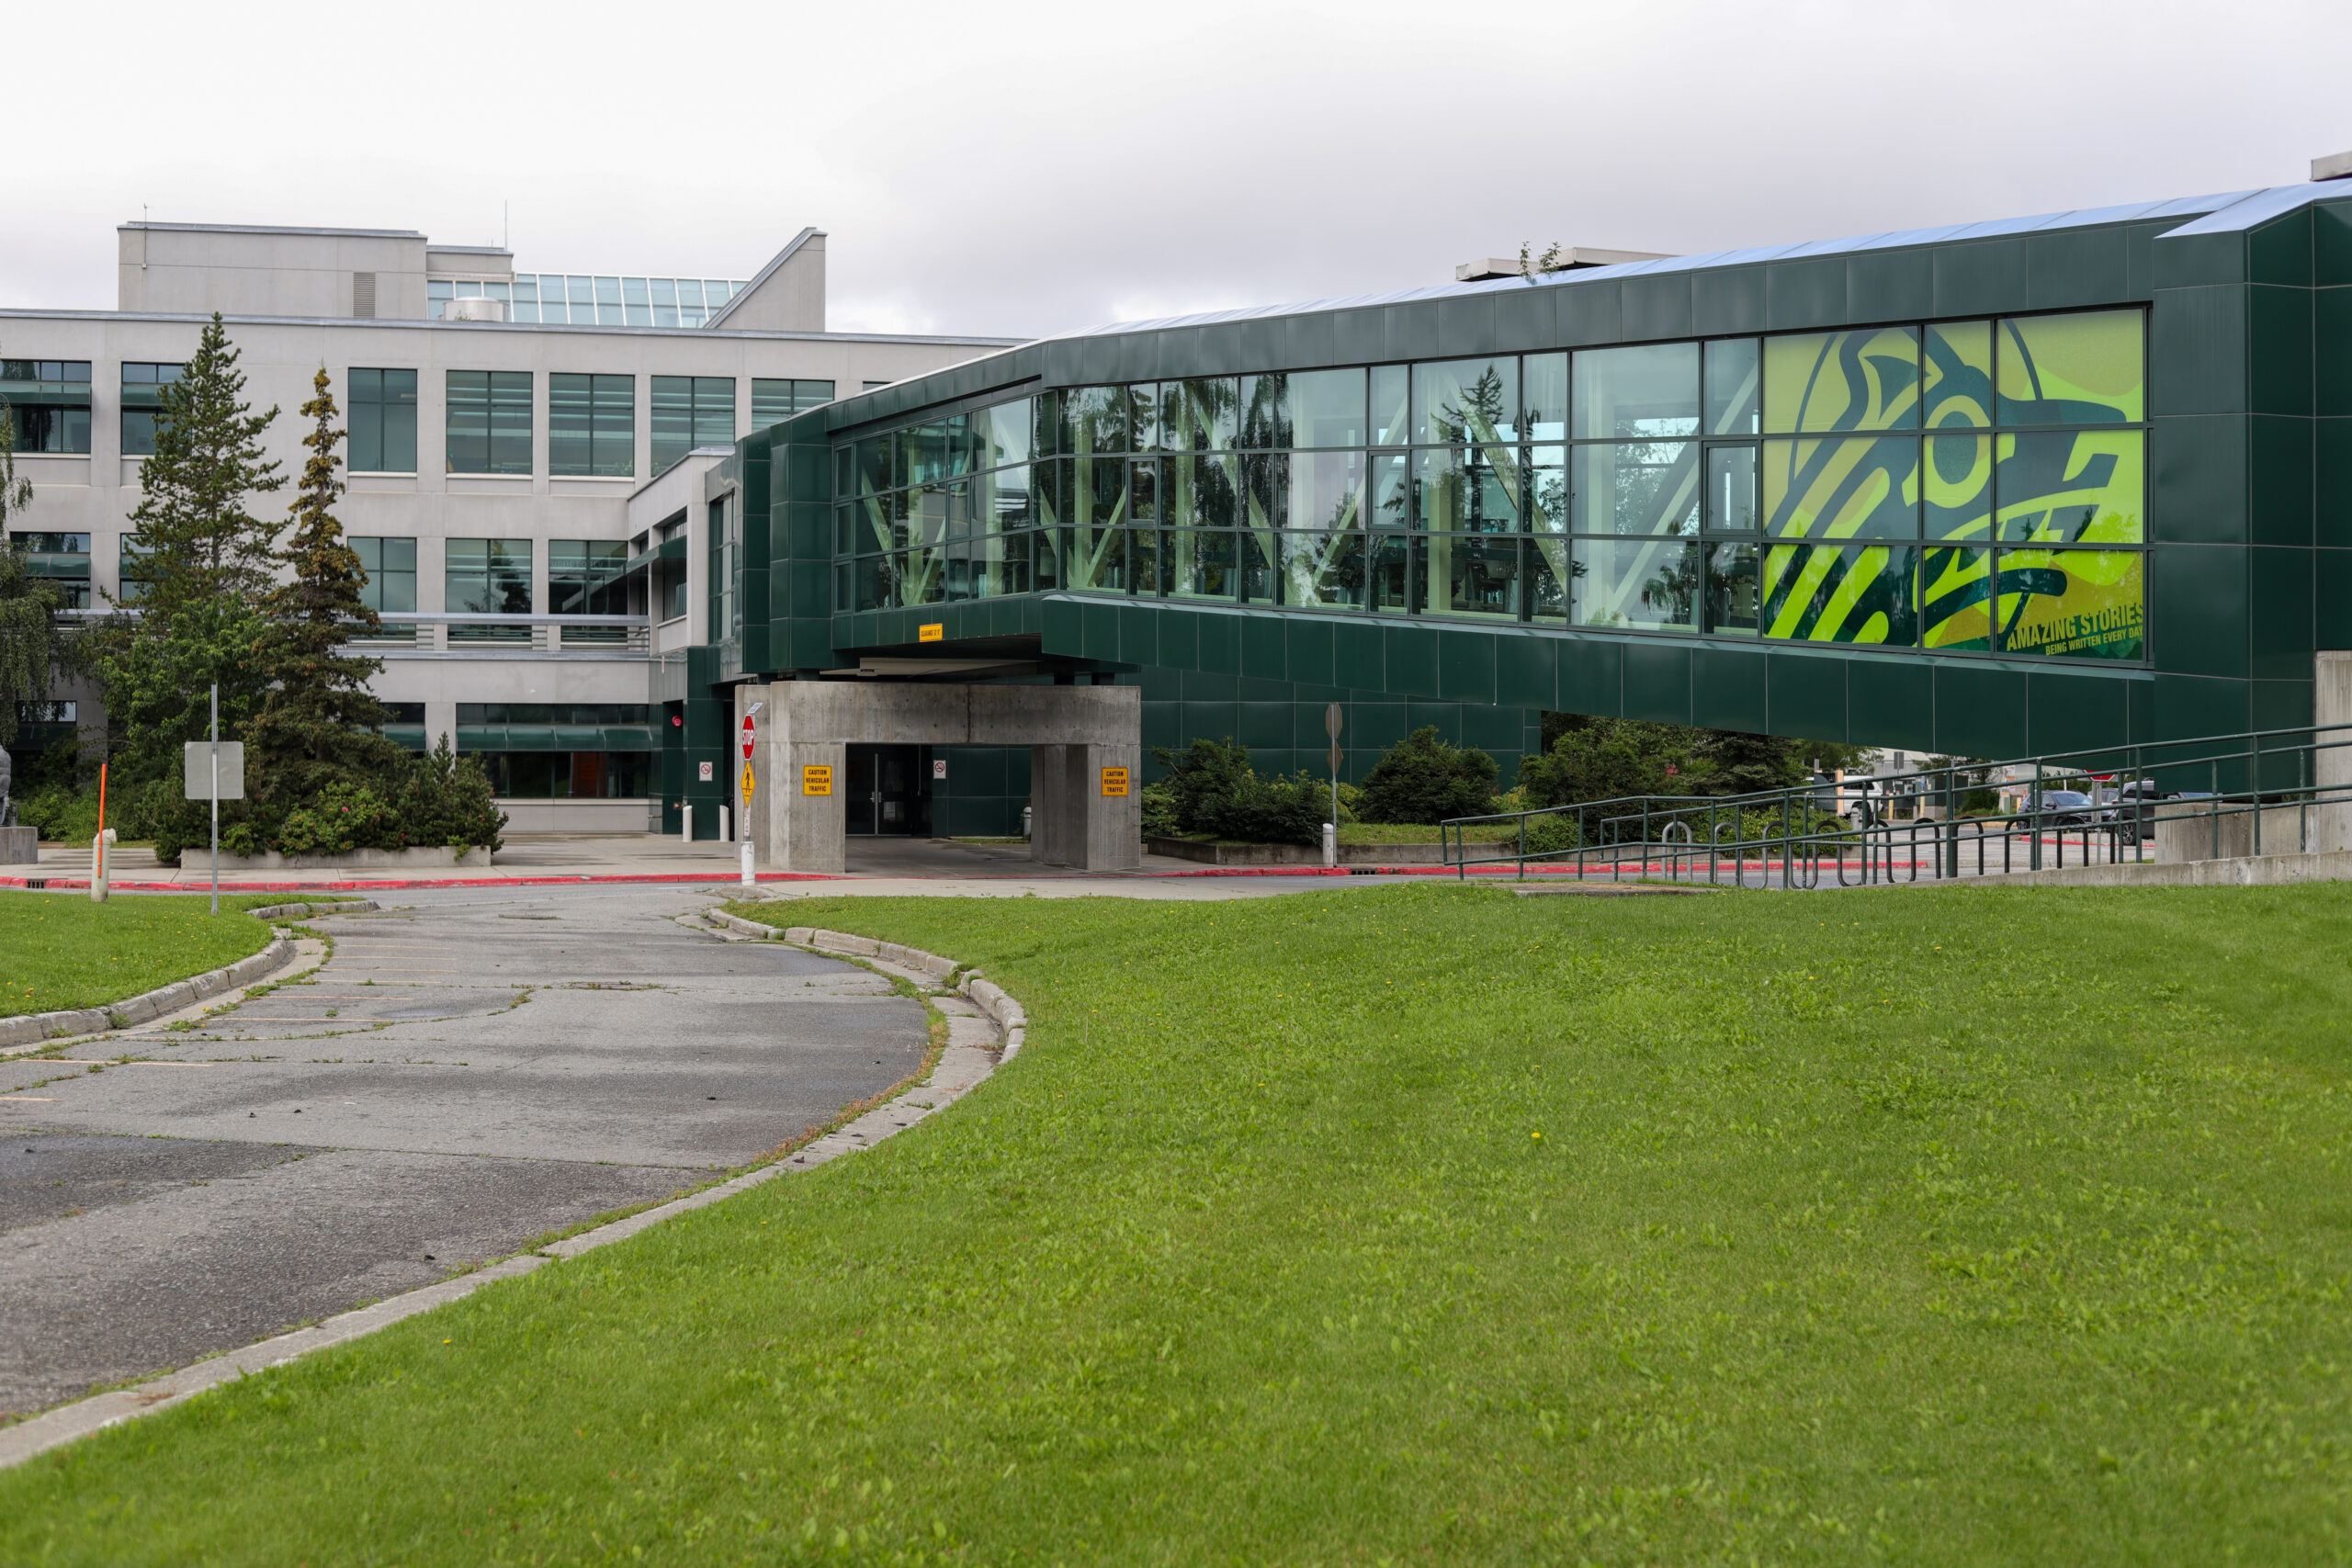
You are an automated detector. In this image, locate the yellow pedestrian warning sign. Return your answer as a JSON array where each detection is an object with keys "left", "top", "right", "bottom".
[
  {"left": 1100, "top": 766, "right": 1130, "bottom": 796},
  {"left": 802, "top": 764, "right": 833, "bottom": 795},
  {"left": 741, "top": 764, "right": 755, "bottom": 802}
]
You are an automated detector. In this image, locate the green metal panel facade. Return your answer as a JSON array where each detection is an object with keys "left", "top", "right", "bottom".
[{"left": 713, "top": 188, "right": 2351, "bottom": 830}]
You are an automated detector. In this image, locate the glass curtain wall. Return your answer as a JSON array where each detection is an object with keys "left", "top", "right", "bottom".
[{"left": 829, "top": 309, "right": 2145, "bottom": 664}]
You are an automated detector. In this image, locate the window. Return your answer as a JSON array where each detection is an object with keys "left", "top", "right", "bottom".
[
  {"left": 658, "top": 517, "right": 688, "bottom": 621},
  {"left": 2, "top": 362, "right": 92, "bottom": 454},
  {"left": 650, "top": 377, "right": 735, "bottom": 472},
  {"left": 710, "top": 497, "right": 738, "bottom": 643},
  {"left": 446, "top": 371, "right": 532, "bottom": 475},
  {"left": 8, "top": 531, "right": 90, "bottom": 608},
  {"left": 751, "top": 378, "right": 836, "bottom": 429},
  {"left": 117, "top": 535, "right": 154, "bottom": 604},
  {"left": 469, "top": 751, "right": 654, "bottom": 798},
  {"left": 120, "top": 363, "right": 184, "bottom": 457},
  {"left": 550, "top": 539, "right": 628, "bottom": 644},
  {"left": 350, "top": 536, "right": 417, "bottom": 641},
  {"left": 348, "top": 369, "right": 418, "bottom": 473},
  {"left": 548, "top": 373, "right": 634, "bottom": 478},
  {"left": 446, "top": 538, "right": 532, "bottom": 642},
  {"left": 863, "top": 380, "right": 894, "bottom": 392}
]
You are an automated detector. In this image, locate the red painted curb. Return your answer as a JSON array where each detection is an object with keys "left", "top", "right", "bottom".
[{"left": 0, "top": 872, "right": 848, "bottom": 894}]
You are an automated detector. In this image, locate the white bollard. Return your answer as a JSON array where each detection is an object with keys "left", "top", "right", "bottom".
[
  {"left": 719, "top": 805, "right": 730, "bottom": 842},
  {"left": 89, "top": 828, "right": 114, "bottom": 903},
  {"left": 1323, "top": 821, "right": 1336, "bottom": 869},
  {"left": 740, "top": 839, "right": 755, "bottom": 886},
  {"left": 681, "top": 803, "right": 692, "bottom": 844}
]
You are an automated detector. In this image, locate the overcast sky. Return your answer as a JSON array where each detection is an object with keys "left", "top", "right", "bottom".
[{"left": 6, "top": 0, "right": 2346, "bottom": 341}]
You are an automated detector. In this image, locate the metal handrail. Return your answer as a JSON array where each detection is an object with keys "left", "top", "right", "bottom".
[{"left": 1441, "top": 718, "right": 2352, "bottom": 887}]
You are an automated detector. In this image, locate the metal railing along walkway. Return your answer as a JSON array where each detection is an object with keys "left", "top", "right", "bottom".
[{"left": 1441, "top": 721, "right": 2352, "bottom": 889}]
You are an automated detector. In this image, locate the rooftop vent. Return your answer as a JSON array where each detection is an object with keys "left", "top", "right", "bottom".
[
  {"left": 1455, "top": 246, "right": 1673, "bottom": 283},
  {"left": 2314, "top": 150, "right": 2352, "bottom": 182}
]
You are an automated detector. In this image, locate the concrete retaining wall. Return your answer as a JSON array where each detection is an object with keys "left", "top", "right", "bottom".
[{"left": 181, "top": 845, "right": 492, "bottom": 872}]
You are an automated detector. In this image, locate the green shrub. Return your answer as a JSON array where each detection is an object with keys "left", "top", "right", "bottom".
[
  {"left": 271, "top": 783, "right": 400, "bottom": 857},
  {"left": 1519, "top": 811, "right": 1582, "bottom": 855},
  {"left": 1148, "top": 739, "right": 1325, "bottom": 847},
  {"left": 1355, "top": 728, "right": 1496, "bottom": 825},
  {"left": 1139, "top": 781, "right": 1181, "bottom": 840},
  {"left": 16, "top": 787, "right": 97, "bottom": 844}
]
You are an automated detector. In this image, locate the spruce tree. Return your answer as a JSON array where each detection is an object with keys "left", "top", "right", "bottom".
[
  {"left": 250, "top": 368, "right": 395, "bottom": 788},
  {"left": 88, "top": 313, "right": 284, "bottom": 852}
]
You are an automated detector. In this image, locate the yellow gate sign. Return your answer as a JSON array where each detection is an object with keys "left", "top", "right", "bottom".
[
  {"left": 802, "top": 764, "right": 833, "bottom": 796},
  {"left": 1100, "top": 766, "right": 1130, "bottom": 797},
  {"left": 741, "top": 764, "right": 755, "bottom": 802},
  {"left": 918, "top": 622, "right": 944, "bottom": 643}
]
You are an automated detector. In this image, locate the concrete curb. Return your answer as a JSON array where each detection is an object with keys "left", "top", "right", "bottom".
[
  {"left": 714, "top": 908, "right": 1032, "bottom": 1060},
  {"left": 0, "top": 909, "right": 1022, "bottom": 1471},
  {"left": 0, "top": 934, "right": 299, "bottom": 1049}
]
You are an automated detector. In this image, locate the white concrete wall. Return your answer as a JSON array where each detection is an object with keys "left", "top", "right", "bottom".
[{"left": 119, "top": 225, "right": 430, "bottom": 320}]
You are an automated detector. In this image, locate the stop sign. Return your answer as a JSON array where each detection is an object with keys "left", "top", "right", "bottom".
[{"left": 740, "top": 716, "right": 755, "bottom": 761}]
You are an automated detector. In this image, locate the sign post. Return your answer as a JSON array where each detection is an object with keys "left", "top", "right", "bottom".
[
  {"left": 209, "top": 685, "right": 219, "bottom": 913},
  {"left": 738, "top": 705, "right": 762, "bottom": 886},
  {"left": 1324, "top": 703, "right": 1343, "bottom": 868},
  {"left": 182, "top": 718, "right": 245, "bottom": 910}
]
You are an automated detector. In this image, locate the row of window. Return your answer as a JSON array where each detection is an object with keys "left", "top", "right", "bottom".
[
  {"left": 429, "top": 275, "right": 747, "bottom": 328},
  {"left": 6, "top": 531, "right": 677, "bottom": 624},
  {"left": 834, "top": 311, "right": 2143, "bottom": 500},
  {"left": 3, "top": 363, "right": 839, "bottom": 472},
  {"left": 835, "top": 528, "right": 2145, "bottom": 662}
]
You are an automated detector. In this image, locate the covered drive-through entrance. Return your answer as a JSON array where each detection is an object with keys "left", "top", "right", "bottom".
[{"left": 733, "top": 682, "right": 1141, "bottom": 874}]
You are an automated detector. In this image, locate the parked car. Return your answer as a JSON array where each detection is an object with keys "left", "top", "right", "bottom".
[
  {"left": 2113, "top": 783, "right": 2219, "bottom": 840},
  {"left": 2007, "top": 789, "right": 2110, "bottom": 829}
]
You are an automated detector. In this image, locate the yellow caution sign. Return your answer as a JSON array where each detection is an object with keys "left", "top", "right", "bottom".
[
  {"left": 802, "top": 764, "right": 833, "bottom": 796},
  {"left": 1100, "top": 766, "right": 1130, "bottom": 797},
  {"left": 918, "top": 622, "right": 944, "bottom": 643},
  {"left": 741, "top": 764, "right": 755, "bottom": 802}
]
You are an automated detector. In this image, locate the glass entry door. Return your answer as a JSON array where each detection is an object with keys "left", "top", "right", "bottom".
[{"left": 845, "top": 744, "right": 929, "bottom": 836}]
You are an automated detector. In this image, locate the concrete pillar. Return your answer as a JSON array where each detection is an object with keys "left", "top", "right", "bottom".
[
  {"left": 2312, "top": 652, "right": 2352, "bottom": 853},
  {"left": 776, "top": 740, "right": 847, "bottom": 872},
  {"left": 1029, "top": 741, "right": 1141, "bottom": 871}
]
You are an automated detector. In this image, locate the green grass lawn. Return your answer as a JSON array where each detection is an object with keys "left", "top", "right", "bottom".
[
  {"left": 0, "top": 891, "right": 297, "bottom": 1019},
  {"left": 6, "top": 882, "right": 2352, "bottom": 1563}
]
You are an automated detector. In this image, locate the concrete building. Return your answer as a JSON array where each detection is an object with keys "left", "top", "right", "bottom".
[{"left": 4, "top": 220, "right": 1015, "bottom": 829}]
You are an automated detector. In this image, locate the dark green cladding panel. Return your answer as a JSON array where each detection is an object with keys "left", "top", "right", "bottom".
[
  {"left": 1385, "top": 623, "right": 1440, "bottom": 697},
  {"left": 1404, "top": 700, "right": 1464, "bottom": 743},
  {"left": 1332, "top": 619, "right": 1385, "bottom": 693},
  {"left": 2251, "top": 678, "right": 2312, "bottom": 734},
  {"left": 2249, "top": 546, "right": 2314, "bottom": 679},
  {"left": 2025, "top": 670, "right": 2132, "bottom": 754},
  {"left": 1848, "top": 655, "right": 1936, "bottom": 752},
  {"left": 1690, "top": 645, "right": 1767, "bottom": 733},
  {"left": 1387, "top": 302, "right": 1442, "bottom": 363},
  {"left": 1436, "top": 628, "right": 1496, "bottom": 704},
  {"left": 2153, "top": 231, "right": 2245, "bottom": 290},
  {"left": 2250, "top": 416, "right": 2313, "bottom": 547},
  {"left": 1621, "top": 274, "right": 1692, "bottom": 342},
  {"left": 1691, "top": 266, "right": 1765, "bottom": 336},
  {"left": 2151, "top": 544, "right": 2248, "bottom": 678},
  {"left": 1041, "top": 599, "right": 1083, "bottom": 659},
  {"left": 1494, "top": 635, "right": 1556, "bottom": 712},
  {"left": 1847, "top": 249, "right": 1934, "bottom": 322},
  {"left": 1765, "top": 258, "right": 1846, "bottom": 330},
  {"left": 2320, "top": 288, "right": 2352, "bottom": 416},
  {"left": 1333, "top": 308, "right": 1385, "bottom": 365},
  {"left": 1184, "top": 668, "right": 1237, "bottom": 702},
  {"left": 1239, "top": 614, "right": 1285, "bottom": 681},
  {"left": 1493, "top": 287, "right": 1555, "bottom": 354},
  {"left": 2247, "top": 209, "right": 2313, "bottom": 288},
  {"left": 1196, "top": 611, "right": 1239, "bottom": 676},
  {"left": 1079, "top": 601, "right": 1120, "bottom": 661},
  {"left": 2150, "top": 416, "right": 2245, "bottom": 544},
  {"left": 1238, "top": 317, "right": 1283, "bottom": 371},
  {"left": 1934, "top": 240, "right": 2029, "bottom": 318},
  {"left": 2152, "top": 286, "right": 2248, "bottom": 415},
  {"left": 1436, "top": 294, "right": 1499, "bottom": 356},
  {"left": 1282, "top": 310, "right": 1336, "bottom": 371},
  {"left": 2123, "top": 221, "right": 2167, "bottom": 300},
  {"left": 2153, "top": 672, "right": 2249, "bottom": 739},
  {"left": 1556, "top": 637, "right": 1623, "bottom": 716},
  {"left": 2250, "top": 286, "right": 2313, "bottom": 417},
  {"left": 2025, "top": 228, "right": 2131, "bottom": 310},
  {"left": 1623, "top": 641, "right": 1690, "bottom": 722},
  {"left": 1933, "top": 662, "right": 2028, "bottom": 759},
  {"left": 1118, "top": 604, "right": 1159, "bottom": 668},
  {"left": 1556, "top": 281, "right": 1622, "bottom": 346},
  {"left": 1285, "top": 618, "right": 1334, "bottom": 688},
  {"left": 1352, "top": 700, "right": 1408, "bottom": 749},
  {"left": 1238, "top": 702, "right": 1288, "bottom": 749},
  {"left": 1236, "top": 671, "right": 1287, "bottom": 704},
  {"left": 1765, "top": 652, "right": 1845, "bottom": 742},
  {"left": 1159, "top": 607, "right": 1199, "bottom": 671},
  {"left": 2321, "top": 549, "right": 2352, "bottom": 649},
  {"left": 2319, "top": 202, "right": 2352, "bottom": 286},
  {"left": 2321, "top": 419, "right": 2352, "bottom": 548}
]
